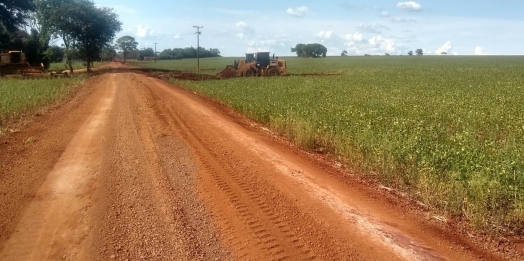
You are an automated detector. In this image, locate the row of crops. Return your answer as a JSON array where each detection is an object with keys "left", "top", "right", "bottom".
[
  {"left": 151, "top": 56, "right": 524, "bottom": 233},
  {"left": 0, "top": 77, "right": 85, "bottom": 128}
]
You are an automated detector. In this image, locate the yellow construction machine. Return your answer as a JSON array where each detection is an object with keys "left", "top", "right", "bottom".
[
  {"left": 219, "top": 52, "right": 287, "bottom": 78},
  {"left": 0, "top": 51, "right": 44, "bottom": 76}
]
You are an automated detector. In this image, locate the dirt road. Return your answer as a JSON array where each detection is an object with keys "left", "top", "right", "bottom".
[{"left": 0, "top": 66, "right": 513, "bottom": 260}]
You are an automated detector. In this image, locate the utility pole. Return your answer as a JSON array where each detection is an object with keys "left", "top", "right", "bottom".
[
  {"left": 154, "top": 43, "right": 158, "bottom": 63},
  {"left": 193, "top": 25, "right": 203, "bottom": 70}
]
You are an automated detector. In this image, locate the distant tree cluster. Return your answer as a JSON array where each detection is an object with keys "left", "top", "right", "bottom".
[
  {"left": 408, "top": 49, "right": 424, "bottom": 56},
  {"left": 157, "top": 47, "right": 221, "bottom": 60},
  {"left": 291, "top": 43, "right": 327, "bottom": 58}
]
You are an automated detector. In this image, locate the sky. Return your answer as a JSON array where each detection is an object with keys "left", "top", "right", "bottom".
[{"left": 94, "top": 0, "right": 524, "bottom": 56}]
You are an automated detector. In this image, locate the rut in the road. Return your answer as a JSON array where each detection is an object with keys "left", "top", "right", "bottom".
[
  {"left": 138, "top": 75, "right": 377, "bottom": 261},
  {"left": 88, "top": 73, "right": 232, "bottom": 261}
]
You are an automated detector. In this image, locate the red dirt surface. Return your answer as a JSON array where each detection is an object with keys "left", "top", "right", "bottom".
[{"left": 0, "top": 62, "right": 522, "bottom": 260}]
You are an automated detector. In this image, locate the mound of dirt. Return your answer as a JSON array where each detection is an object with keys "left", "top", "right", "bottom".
[{"left": 217, "top": 66, "right": 237, "bottom": 79}]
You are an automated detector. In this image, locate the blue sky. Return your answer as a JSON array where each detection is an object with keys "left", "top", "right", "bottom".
[{"left": 95, "top": 0, "right": 524, "bottom": 56}]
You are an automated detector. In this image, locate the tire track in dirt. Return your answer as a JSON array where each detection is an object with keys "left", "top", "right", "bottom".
[
  {"left": 137, "top": 75, "right": 382, "bottom": 260},
  {"left": 87, "top": 73, "right": 231, "bottom": 261},
  {"left": 0, "top": 75, "right": 117, "bottom": 261},
  {"left": 136, "top": 74, "right": 505, "bottom": 261}
]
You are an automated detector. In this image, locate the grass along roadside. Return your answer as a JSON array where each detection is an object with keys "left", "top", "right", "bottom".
[
  {"left": 48, "top": 61, "right": 104, "bottom": 72},
  {"left": 164, "top": 56, "right": 524, "bottom": 235},
  {"left": 0, "top": 77, "right": 86, "bottom": 132}
]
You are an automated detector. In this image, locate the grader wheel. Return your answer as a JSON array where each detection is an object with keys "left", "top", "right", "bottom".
[
  {"left": 266, "top": 68, "right": 280, "bottom": 77},
  {"left": 243, "top": 69, "right": 257, "bottom": 77}
]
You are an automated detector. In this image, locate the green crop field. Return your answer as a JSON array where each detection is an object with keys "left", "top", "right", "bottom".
[
  {"left": 135, "top": 55, "right": 524, "bottom": 233},
  {"left": 127, "top": 57, "right": 238, "bottom": 74},
  {"left": 0, "top": 77, "right": 85, "bottom": 130}
]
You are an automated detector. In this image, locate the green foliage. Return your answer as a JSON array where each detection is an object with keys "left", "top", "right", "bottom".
[
  {"left": 0, "top": 77, "right": 85, "bottom": 127},
  {"left": 100, "top": 46, "right": 116, "bottom": 62},
  {"left": 152, "top": 56, "right": 524, "bottom": 234},
  {"left": 48, "top": 61, "right": 101, "bottom": 71},
  {"left": 416, "top": 49, "right": 423, "bottom": 56},
  {"left": 5, "top": 28, "right": 49, "bottom": 67},
  {"left": 158, "top": 47, "right": 221, "bottom": 60},
  {"left": 291, "top": 43, "right": 327, "bottom": 58},
  {"left": 74, "top": 4, "right": 121, "bottom": 71},
  {"left": 0, "top": 0, "right": 35, "bottom": 33},
  {"left": 45, "top": 45, "right": 64, "bottom": 63},
  {"left": 138, "top": 48, "right": 155, "bottom": 60},
  {"left": 36, "top": 0, "right": 122, "bottom": 72},
  {"left": 115, "top": 35, "right": 138, "bottom": 62}
]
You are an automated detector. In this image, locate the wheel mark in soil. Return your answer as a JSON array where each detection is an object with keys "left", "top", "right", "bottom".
[
  {"left": 199, "top": 158, "right": 319, "bottom": 260},
  {"left": 0, "top": 77, "right": 117, "bottom": 261},
  {"left": 140, "top": 79, "right": 320, "bottom": 260}
]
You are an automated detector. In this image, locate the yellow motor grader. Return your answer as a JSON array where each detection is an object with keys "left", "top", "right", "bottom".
[
  {"left": 218, "top": 52, "right": 287, "bottom": 78},
  {"left": 0, "top": 51, "right": 44, "bottom": 76}
]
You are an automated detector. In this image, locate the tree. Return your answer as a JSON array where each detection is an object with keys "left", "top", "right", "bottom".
[
  {"left": 441, "top": 52, "right": 447, "bottom": 55},
  {"left": 45, "top": 45, "right": 64, "bottom": 63},
  {"left": 0, "top": 0, "right": 36, "bottom": 50},
  {"left": 156, "top": 47, "right": 221, "bottom": 60},
  {"left": 74, "top": 4, "right": 121, "bottom": 71},
  {"left": 35, "top": 0, "right": 121, "bottom": 72},
  {"left": 408, "top": 51, "right": 413, "bottom": 56},
  {"left": 116, "top": 36, "right": 138, "bottom": 62},
  {"left": 385, "top": 53, "right": 390, "bottom": 56},
  {"left": 36, "top": 0, "right": 76, "bottom": 72},
  {"left": 0, "top": 0, "right": 35, "bottom": 33},
  {"left": 291, "top": 43, "right": 327, "bottom": 58},
  {"left": 416, "top": 49, "right": 423, "bottom": 56},
  {"left": 138, "top": 48, "right": 154, "bottom": 60},
  {"left": 341, "top": 50, "right": 348, "bottom": 56},
  {"left": 100, "top": 46, "right": 116, "bottom": 61}
]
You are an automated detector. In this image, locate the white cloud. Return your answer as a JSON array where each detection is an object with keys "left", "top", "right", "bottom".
[
  {"left": 286, "top": 6, "right": 309, "bottom": 17},
  {"left": 368, "top": 35, "right": 396, "bottom": 53},
  {"left": 475, "top": 46, "right": 488, "bottom": 55},
  {"left": 136, "top": 25, "right": 155, "bottom": 38},
  {"left": 380, "top": 11, "right": 390, "bottom": 17},
  {"left": 453, "top": 52, "right": 459, "bottom": 55},
  {"left": 173, "top": 33, "right": 181, "bottom": 39},
  {"left": 397, "top": 1, "right": 422, "bottom": 11},
  {"left": 235, "top": 21, "right": 254, "bottom": 39},
  {"left": 357, "top": 24, "right": 390, "bottom": 34},
  {"left": 316, "top": 31, "right": 333, "bottom": 39},
  {"left": 342, "top": 32, "right": 364, "bottom": 42},
  {"left": 391, "top": 17, "right": 417, "bottom": 23},
  {"left": 235, "top": 21, "right": 247, "bottom": 29},
  {"left": 435, "top": 41, "right": 453, "bottom": 54}
]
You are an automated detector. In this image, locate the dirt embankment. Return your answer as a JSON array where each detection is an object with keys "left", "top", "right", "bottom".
[{"left": 0, "top": 64, "right": 521, "bottom": 260}]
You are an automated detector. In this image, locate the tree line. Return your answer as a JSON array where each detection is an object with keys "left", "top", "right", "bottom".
[
  {"left": 1, "top": 0, "right": 121, "bottom": 72},
  {"left": 157, "top": 47, "right": 221, "bottom": 60},
  {"left": 341, "top": 49, "right": 425, "bottom": 56},
  {"left": 291, "top": 43, "right": 327, "bottom": 58},
  {"left": 112, "top": 35, "right": 222, "bottom": 62}
]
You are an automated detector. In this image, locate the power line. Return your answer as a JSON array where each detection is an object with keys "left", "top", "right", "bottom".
[{"left": 193, "top": 26, "right": 203, "bottom": 70}]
